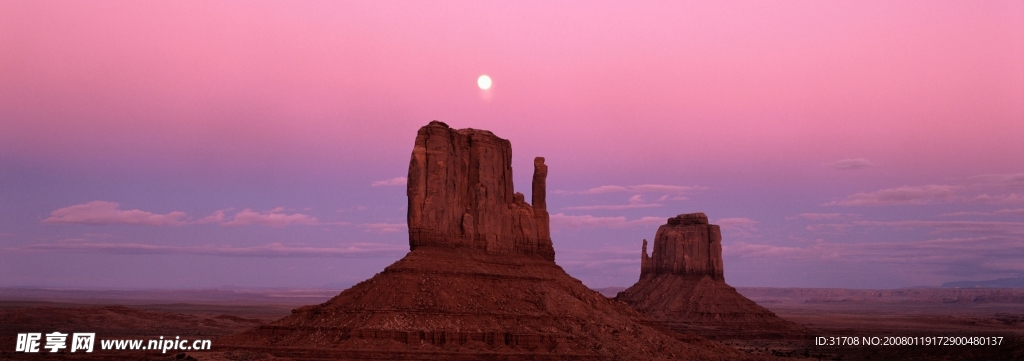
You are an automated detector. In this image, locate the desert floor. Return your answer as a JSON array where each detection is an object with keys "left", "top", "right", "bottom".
[{"left": 1, "top": 287, "right": 1021, "bottom": 360}]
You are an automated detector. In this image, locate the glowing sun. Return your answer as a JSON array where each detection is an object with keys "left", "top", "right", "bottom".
[{"left": 477, "top": 75, "right": 492, "bottom": 90}]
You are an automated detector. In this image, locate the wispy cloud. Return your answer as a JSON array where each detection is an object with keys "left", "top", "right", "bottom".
[
  {"left": 577, "top": 185, "right": 629, "bottom": 194},
  {"left": 360, "top": 223, "right": 407, "bottom": 233},
  {"left": 970, "top": 173, "right": 1024, "bottom": 191},
  {"left": 371, "top": 177, "right": 407, "bottom": 187},
  {"left": 43, "top": 201, "right": 188, "bottom": 226},
  {"left": 563, "top": 194, "right": 662, "bottom": 211},
  {"left": 829, "top": 158, "right": 875, "bottom": 170},
  {"left": 197, "top": 209, "right": 228, "bottom": 224},
  {"left": 825, "top": 185, "right": 959, "bottom": 206},
  {"left": 563, "top": 203, "right": 662, "bottom": 211},
  {"left": 726, "top": 240, "right": 840, "bottom": 260},
  {"left": 550, "top": 213, "right": 665, "bottom": 229},
  {"left": 824, "top": 172, "right": 1024, "bottom": 207},
  {"left": 939, "top": 208, "right": 1024, "bottom": 217},
  {"left": 221, "top": 208, "right": 319, "bottom": 227},
  {"left": 571, "top": 184, "right": 706, "bottom": 195},
  {"left": 9, "top": 241, "right": 406, "bottom": 258},
  {"left": 804, "top": 223, "right": 854, "bottom": 233},
  {"left": 970, "top": 193, "right": 1024, "bottom": 204},
  {"left": 717, "top": 217, "right": 759, "bottom": 237},
  {"left": 789, "top": 213, "right": 846, "bottom": 220},
  {"left": 725, "top": 236, "right": 1024, "bottom": 274},
  {"left": 854, "top": 220, "right": 1024, "bottom": 236}
]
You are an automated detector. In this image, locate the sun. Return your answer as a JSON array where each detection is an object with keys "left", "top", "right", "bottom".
[{"left": 477, "top": 75, "right": 492, "bottom": 90}]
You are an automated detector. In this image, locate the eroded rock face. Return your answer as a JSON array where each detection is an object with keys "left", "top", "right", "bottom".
[
  {"left": 407, "top": 121, "right": 554, "bottom": 261},
  {"left": 641, "top": 212, "right": 724, "bottom": 280}
]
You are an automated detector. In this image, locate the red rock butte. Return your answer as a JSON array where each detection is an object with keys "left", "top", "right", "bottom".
[
  {"left": 618, "top": 213, "right": 806, "bottom": 339},
  {"left": 640, "top": 213, "right": 724, "bottom": 280},
  {"left": 407, "top": 121, "right": 554, "bottom": 260},
  {"left": 220, "top": 122, "right": 761, "bottom": 360}
]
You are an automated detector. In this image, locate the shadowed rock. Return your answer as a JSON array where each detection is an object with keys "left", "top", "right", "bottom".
[{"left": 619, "top": 213, "right": 805, "bottom": 339}]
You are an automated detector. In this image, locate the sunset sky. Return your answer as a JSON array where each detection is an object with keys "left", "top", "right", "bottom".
[{"left": 2, "top": 1, "right": 1022, "bottom": 289}]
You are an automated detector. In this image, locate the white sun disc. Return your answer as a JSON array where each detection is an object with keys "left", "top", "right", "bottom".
[{"left": 477, "top": 75, "right": 492, "bottom": 90}]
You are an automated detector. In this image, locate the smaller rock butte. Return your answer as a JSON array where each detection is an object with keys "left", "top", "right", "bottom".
[
  {"left": 619, "top": 213, "right": 806, "bottom": 339},
  {"left": 640, "top": 212, "right": 724, "bottom": 280}
]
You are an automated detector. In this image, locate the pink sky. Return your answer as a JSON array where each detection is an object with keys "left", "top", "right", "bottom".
[{"left": 1, "top": 1, "right": 1022, "bottom": 289}]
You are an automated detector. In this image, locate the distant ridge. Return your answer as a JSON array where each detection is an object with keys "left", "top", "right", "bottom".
[{"left": 942, "top": 277, "right": 1024, "bottom": 288}]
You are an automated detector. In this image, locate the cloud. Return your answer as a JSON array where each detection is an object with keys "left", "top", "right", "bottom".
[
  {"left": 578, "top": 185, "right": 630, "bottom": 194},
  {"left": 550, "top": 213, "right": 665, "bottom": 229},
  {"left": 970, "top": 193, "right": 1024, "bottom": 204},
  {"left": 221, "top": 208, "right": 319, "bottom": 227},
  {"left": 725, "top": 241, "right": 840, "bottom": 260},
  {"left": 854, "top": 220, "right": 1024, "bottom": 236},
  {"left": 985, "top": 208, "right": 1023, "bottom": 216},
  {"left": 829, "top": 158, "right": 875, "bottom": 170},
  {"left": 790, "top": 213, "right": 845, "bottom": 220},
  {"left": 360, "top": 223, "right": 407, "bottom": 233},
  {"left": 939, "top": 208, "right": 1024, "bottom": 217},
  {"left": 574, "top": 184, "right": 706, "bottom": 195},
  {"left": 371, "top": 177, "right": 407, "bottom": 187},
  {"left": 825, "top": 185, "right": 959, "bottom": 206},
  {"left": 804, "top": 223, "right": 854, "bottom": 233},
  {"left": 725, "top": 235, "right": 1024, "bottom": 266},
  {"left": 198, "top": 210, "right": 228, "bottom": 224},
  {"left": 716, "top": 217, "right": 759, "bottom": 237},
  {"left": 43, "top": 201, "right": 188, "bottom": 226},
  {"left": 970, "top": 173, "right": 1024, "bottom": 191},
  {"left": 9, "top": 241, "right": 406, "bottom": 258},
  {"left": 563, "top": 194, "right": 663, "bottom": 211},
  {"left": 563, "top": 204, "right": 662, "bottom": 211},
  {"left": 717, "top": 217, "right": 758, "bottom": 228},
  {"left": 629, "top": 184, "right": 707, "bottom": 193}
]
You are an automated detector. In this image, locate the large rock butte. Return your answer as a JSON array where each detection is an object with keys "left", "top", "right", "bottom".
[
  {"left": 221, "top": 122, "right": 763, "bottom": 360},
  {"left": 407, "top": 121, "right": 554, "bottom": 260},
  {"left": 618, "top": 213, "right": 805, "bottom": 339}
]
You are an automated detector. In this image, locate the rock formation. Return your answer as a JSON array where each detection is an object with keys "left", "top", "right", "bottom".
[
  {"left": 640, "top": 213, "right": 723, "bottom": 280},
  {"left": 407, "top": 121, "right": 554, "bottom": 260},
  {"left": 618, "top": 213, "right": 805, "bottom": 339},
  {"left": 221, "top": 122, "right": 762, "bottom": 360}
]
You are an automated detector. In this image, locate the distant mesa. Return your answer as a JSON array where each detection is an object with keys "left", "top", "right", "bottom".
[
  {"left": 616, "top": 213, "right": 806, "bottom": 339},
  {"left": 221, "top": 121, "right": 755, "bottom": 360}
]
